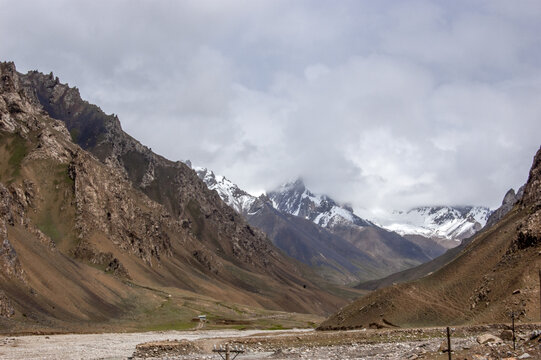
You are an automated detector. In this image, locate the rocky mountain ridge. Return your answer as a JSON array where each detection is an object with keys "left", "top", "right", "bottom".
[
  {"left": 485, "top": 186, "right": 524, "bottom": 228},
  {"left": 195, "top": 167, "right": 257, "bottom": 215}
]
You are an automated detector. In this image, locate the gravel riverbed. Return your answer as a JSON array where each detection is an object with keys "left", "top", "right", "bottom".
[{"left": 1, "top": 325, "right": 540, "bottom": 360}]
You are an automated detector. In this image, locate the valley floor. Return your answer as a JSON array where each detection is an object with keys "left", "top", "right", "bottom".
[{"left": 1, "top": 324, "right": 540, "bottom": 360}]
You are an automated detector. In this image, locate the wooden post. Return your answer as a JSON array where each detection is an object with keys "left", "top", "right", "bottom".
[
  {"left": 213, "top": 343, "right": 244, "bottom": 360},
  {"left": 447, "top": 326, "right": 452, "bottom": 360},
  {"left": 539, "top": 269, "right": 541, "bottom": 320},
  {"left": 512, "top": 312, "right": 516, "bottom": 351}
]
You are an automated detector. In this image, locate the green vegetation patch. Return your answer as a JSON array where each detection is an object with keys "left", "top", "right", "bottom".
[
  {"left": 225, "top": 264, "right": 273, "bottom": 294},
  {"left": 56, "top": 163, "right": 74, "bottom": 186},
  {"left": 0, "top": 133, "right": 29, "bottom": 181},
  {"left": 8, "top": 135, "right": 28, "bottom": 175},
  {"left": 186, "top": 199, "right": 205, "bottom": 238},
  {"left": 266, "top": 324, "right": 286, "bottom": 330},
  {"left": 69, "top": 128, "right": 80, "bottom": 143},
  {"left": 137, "top": 297, "right": 198, "bottom": 332},
  {"left": 30, "top": 160, "right": 77, "bottom": 250},
  {"left": 37, "top": 212, "right": 62, "bottom": 243}
]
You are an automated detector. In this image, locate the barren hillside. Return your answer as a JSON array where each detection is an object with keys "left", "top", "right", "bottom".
[{"left": 320, "top": 145, "right": 541, "bottom": 329}]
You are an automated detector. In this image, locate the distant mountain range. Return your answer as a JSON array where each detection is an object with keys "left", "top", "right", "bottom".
[
  {"left": 381, "top": 206, "right": 493, "bottom": 246},
  {"left": 196, "top": 168, "right": 444, "bottom": 285},
  {"left": 195, "top": 166, "right": 501, "bottom": 287}
]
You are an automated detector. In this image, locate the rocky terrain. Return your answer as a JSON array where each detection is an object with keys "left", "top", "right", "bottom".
[
  {"left": 0, "top": 62, "right": 346, "bottom": 333},
  {"left": 485, "top": 187, "right": 524, "bottom": 229},
  {"left": 321, "top": 145, "right": 541, "bottom": 329}
]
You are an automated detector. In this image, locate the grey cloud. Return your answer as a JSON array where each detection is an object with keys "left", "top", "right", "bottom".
[{"left": 1, "top": 0, "right": 540, "bottom": 217}]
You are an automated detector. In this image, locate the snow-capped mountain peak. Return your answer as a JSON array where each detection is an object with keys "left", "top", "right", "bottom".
[
  {"left": 382, "top": 206, "right": 492, "bottom": 241},
  {"left": 267, "top": 178, "right": 371, "bottom": 229},
  {"left": 196, "top": 172, "right": 372, "bottom": 230}
]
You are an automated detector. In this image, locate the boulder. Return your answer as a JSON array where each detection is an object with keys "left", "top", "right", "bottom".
[
  {"left": 438, "top": 340, "right": 450, "bottom": 353},
  {"left": 477, "top": 333, "right": 503, "bottom": 345},
  {"left": 500, "top": 329, "right": 514, "bottom": 341}
]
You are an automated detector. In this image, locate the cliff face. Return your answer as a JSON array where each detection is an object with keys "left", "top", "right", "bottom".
[
  {"left": 0, "top": 62, "right": 344, "bottom": 332},
  {"left": 485, "top": 186, "right": 524, "bottom": 229},
  {"left": 515, "top": 147, "right": 541, "bottom": 250},
  {"left": 320, "top": 146, "right": 541, "bottom": 330},
  {"left": 521, "top": 147, "right": 541, "bottom": 209}
]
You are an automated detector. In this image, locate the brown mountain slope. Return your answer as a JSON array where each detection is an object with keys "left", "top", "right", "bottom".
[
  {"left": 245, "top": 198, "right": 383, "bottom": 285},
  {"left": 319, "top": 146, "right": 541, "bottom": 329},
  {"left": 0, "top": 62, "right": 344, "bottom": 332},
  {"left": 354, "top": 239, "right": 468, "bottom": 291}
]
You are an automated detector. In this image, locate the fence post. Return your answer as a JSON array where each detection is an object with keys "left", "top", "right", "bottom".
[
  {"left": 447, "top": 326, "right": 452, "bottom": 360},
  {"left": 512, "top": 312, "right": 516, "bottom": 351}
]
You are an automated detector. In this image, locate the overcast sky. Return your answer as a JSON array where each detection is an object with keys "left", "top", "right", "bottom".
[{"left": 2, "top": 0, "right": 541, "bottom": 219}]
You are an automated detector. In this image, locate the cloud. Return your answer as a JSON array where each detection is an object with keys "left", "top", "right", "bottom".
[{"left": 1, "top": 0, "right": 540, "bottom": 218}]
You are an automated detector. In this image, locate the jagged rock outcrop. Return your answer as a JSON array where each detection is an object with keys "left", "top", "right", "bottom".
[
  {"left": 485, "top": 187, "right": 524, "bottom": 228},
  {"left": 521, "top": 147, "right": 541, "bottom": 210},
  {"left": 0, "top": 183, "right": 27, "bottom": 284},
  {"left": 69, "top": 149, "right": 175, "bottom": 265},
  {"left": 514, "top": 147, "right": 541, "bottom": 250}
]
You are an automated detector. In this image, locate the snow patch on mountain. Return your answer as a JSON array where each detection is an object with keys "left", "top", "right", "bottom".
[
  {"left": 195, "top": 167, "right": 257, "bottom": 214},
  {"left": 313, "top": 205, "right": 356, "bottom": 228},
  {"left": 381, "top": 206, "right": 492, "bottom": 241}
]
